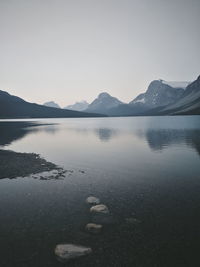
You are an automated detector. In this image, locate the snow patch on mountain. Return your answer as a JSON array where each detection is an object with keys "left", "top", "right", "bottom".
[
  {"left": 133, "top": 97, "right": 146, "bottom": 104},
  {"left": 162, "top": 81, "right": 190, "bottom": 89}
]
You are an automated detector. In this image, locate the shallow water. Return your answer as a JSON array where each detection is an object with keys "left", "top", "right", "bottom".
[{"left": 0, "top": 116, "right": 200, "bottom": 266}]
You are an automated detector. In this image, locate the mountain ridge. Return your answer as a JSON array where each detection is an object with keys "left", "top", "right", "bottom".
[
  {"left": 0, "top": 90, "right": 105, "bottom": 119},
  {"left": 1, "top": 76, "right": 199, "bottom": 118},
  {"left": 94, "top": 79, "right": 189, "bottom": 116}
]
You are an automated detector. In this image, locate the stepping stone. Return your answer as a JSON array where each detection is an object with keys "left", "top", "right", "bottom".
[
  {"left": 55, "top": 244, "right": 92, "bottom": 262},
  {"left": 90, "top": 204, "right": 109, "bottom": 214},
  {"left": 86, "top": 196, "right": 100, "bottom": 205},
  {"left": 85, "top": 223, "right": 102, "bottom": 234}
]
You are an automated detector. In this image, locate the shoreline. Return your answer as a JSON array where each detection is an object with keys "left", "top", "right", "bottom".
[{"left": 0, "top": 149, "right": 60, "bottom": 179}]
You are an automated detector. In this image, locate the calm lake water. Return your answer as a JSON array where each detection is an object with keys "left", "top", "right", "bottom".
[{"left": 0, "top": 116, "right": 200, "bottom": 267}]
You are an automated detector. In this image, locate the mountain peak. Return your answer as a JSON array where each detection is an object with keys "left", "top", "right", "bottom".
[
  {"left": 130, "top": 79, "right": 185, "bottom": 108},
  {"left": 98, "top": 92, "right": 111, "bottom": 98},
  {"left": 86, "top": 92, "right": 123, "bottom": 114},
  {"left": 43, "top": 101, "right": 60, "bottom": 109}
]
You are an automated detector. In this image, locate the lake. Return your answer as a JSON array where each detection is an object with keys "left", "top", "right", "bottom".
[{"left": 0, "top": 116, "right": 200, "bottom": 267}]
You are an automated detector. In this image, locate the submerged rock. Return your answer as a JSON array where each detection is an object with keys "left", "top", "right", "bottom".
[
  {"left": 32, "top": 169, "right": 66, "bottom": 180},
  {"left": 86, "top": 196, "right": 100, "bottom": 205},
  {"left": 90, "top": 204, "right": 109, "bottom": 214},
  {"left": 85, "top": 223, "right": 102, "bottom": 234},
  {"left": 55, "top": 244, "right": 92, "bottom": 262}
]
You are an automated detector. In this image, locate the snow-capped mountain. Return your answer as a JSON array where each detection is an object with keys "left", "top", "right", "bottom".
[
  {"left": 106, "top": 79, "right": 191, "bottom": 116},
  {"left": 130, "top": 80, "right": 186, "bottom": 108},
  {"left": 156, "top": 76, "right": 200, "bottom": 115},
  {"left": 64, "top": 101, "right": 89, "bottom": 111},
  {"left": 85, "top": 92, "right": 123, "bottom": 114},
  {"left": 162, "top": 81, "right": 190, "bottom": 89},
  {"left": 43, "top": 101, "right": 61, "bottom": 109}
]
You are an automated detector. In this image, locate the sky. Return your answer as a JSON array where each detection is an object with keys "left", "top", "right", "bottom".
[{"left": 0, "top": 0, "right": 199, "bottom": 107}]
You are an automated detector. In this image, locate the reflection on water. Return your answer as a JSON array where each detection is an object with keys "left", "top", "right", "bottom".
[
  {"left": 0, "top": 122, "right": 39, "bottom": 146},
  {"left": 137, "top": 129, "right": 200, "bottom": 155},
  {"left": 1, "top": 117, "right": 200, "bottom": 157},
  {"left": 0, "top": 122, "right": 58, "bottom": 147},
  {"left": 95, "top": 128, "right": 118, "bottom": 142}
]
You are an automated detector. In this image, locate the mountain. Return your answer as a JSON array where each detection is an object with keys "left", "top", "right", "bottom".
[
  {"left": 154, "top": 75, "right": 200, "bottom": 115},
  {"left": 85, "top": 92, "right": 123, "bottom": 114},
  {"left": 130, "top": 79, "right": 187, "bottom": 108},
  {"left": 106, "top": 80, "right": 189, "bottom": 116},
  {"left": 43, "top": 101, "right": 61, "bottom": 109},
  {"left": 161, "top": 81, "right": 190, "bottom": 89},
  {"left": 107, "top": 102, "right": 148, "bottom": 116},
  {"left": 64, "top": 101, "right": 89, "bottom": 111},
  {"left": 0, "top": 90, "right": 105, "bottom": 118}
]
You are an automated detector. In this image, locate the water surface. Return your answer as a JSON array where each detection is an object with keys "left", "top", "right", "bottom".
[{"left": 0, "top": 116, "right": 200, "bottom": 266}]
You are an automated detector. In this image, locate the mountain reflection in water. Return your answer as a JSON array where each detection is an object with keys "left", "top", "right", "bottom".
[
  {"left": 137, "top": 129, "right": 200, "bottom": 155},
  {"left": 0, "top": 118, "right": 199, "bottom": 157}
]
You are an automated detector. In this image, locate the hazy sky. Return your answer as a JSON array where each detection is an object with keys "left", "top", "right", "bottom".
[{"left": 0, "top": 0, "right": 199, "bottom": 107}]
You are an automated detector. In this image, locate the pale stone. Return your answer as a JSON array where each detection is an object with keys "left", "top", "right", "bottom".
[
  {"left": 85, "top": 223, "right": 102, "bottom": 234},
  {"left": 90, "top": 204, "right": 109, "bottom": 214},
  {"left": 86, "top": 196, "right": 100, "bottom": 205},
  {"left": 55, "top": 244, "right": 92, "bottom": 262}
]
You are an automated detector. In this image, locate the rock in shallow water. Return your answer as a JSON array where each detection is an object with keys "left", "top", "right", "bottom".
[
  {"left": 90, "top": 204, "right": 109, "bottom": 214},
  {"left": 85, "top": 223, "right": 102, "bottom": 234},
  {"left": 86, "top": 196, "right": 100, "bottom": 205},
  {"left": 32, "top": 169, "right": 66, "bottom": 180},
  {"left": 55, "top": 244, "right": 92, "bottom": 262}
]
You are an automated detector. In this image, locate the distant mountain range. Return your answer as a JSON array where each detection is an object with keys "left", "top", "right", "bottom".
[
  {"left": 1, "top": 75, "right": 199, "bottom": 119},
  {"left": 80, "top": 77, "right": 200, "bottom": 116},
  {"left": 0, "top": 90, "right": 104, "bottom": 119},
  {"left": 43, "top": 101, "right": 61, "bottom": 109},
  {"left": 106, "top": 79, "right": 191, "bottom": 116},
  {"left": 64, "top": 101, "right": 89, "bottom": 111}
]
